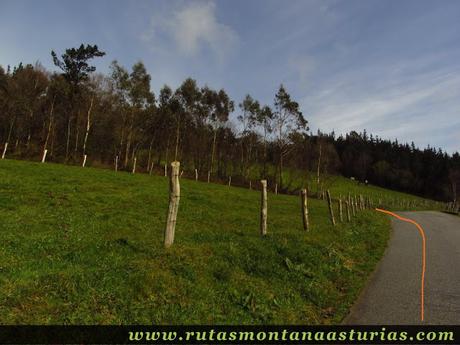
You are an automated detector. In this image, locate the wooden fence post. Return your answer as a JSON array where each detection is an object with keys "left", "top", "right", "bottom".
[
  {"left": 338, "top": 197, "right": 343, "bottom": 222},
  {"left": 346, "top": 201, "right": 351, "bottom": 222},
  {"left": 260, "top": 180, "right": 268, "bottom": 236},
  {"left": 164, "top": 161, "right": 181, "bottom": 248},
  {"left": 82, "top": 154, "right": 87, "bottom": 167},
  {"left": 41, "top": 149, "right": 48, "bottom": 163},
  {"left": 351, "top": 196, "right": 356, "bottom": 216},
  {"left": 2, "top": 142, "right": 8, "bottom": 159},
  {"left": 115, "top": 155, "right": 118, "bottom": 172},
  {"left": 300, "top": 188, "right": 309, "bottom": 231},
  {"left": 132, "top": 157, "right": 137, "bottom": 174},
  {"left": 326, "top": 190, "right": 336, "bottom": 226}
]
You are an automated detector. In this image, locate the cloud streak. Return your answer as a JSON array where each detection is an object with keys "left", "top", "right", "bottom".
[{"left": 142, "top": 1, "right": 238, "bottom": 62}]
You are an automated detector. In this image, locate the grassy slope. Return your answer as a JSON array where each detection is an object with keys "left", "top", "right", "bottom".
[{"left": 0, "top": 159, "right": 393, "bottom": 324}]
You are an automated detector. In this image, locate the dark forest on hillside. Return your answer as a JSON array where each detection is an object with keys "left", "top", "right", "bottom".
[{"left": 1, "top": 45, "right": 459, "bottom": 202}]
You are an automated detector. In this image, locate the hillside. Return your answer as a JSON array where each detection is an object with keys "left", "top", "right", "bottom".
[{"left": 0, "top": 159, "right": 434, "bottom": 324}]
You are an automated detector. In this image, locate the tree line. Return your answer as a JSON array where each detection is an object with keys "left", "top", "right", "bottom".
[{"left": 0, "top": 44, "right": 458, "bottom": 202}]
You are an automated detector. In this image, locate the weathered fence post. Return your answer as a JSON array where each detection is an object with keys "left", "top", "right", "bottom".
[
  {"left": 132, "top": 157, "right": 137, "bottom": 174},
  {"left": 41, "top": 149, "right": 48, "bottom": 163},
  {"left": 326, "top": 190, "right": 336, "bottom": 226},
  {"left": 195, "top": 169, "right": 198, "bottom": 181},
  {"left": 338, "top": 197, "right": 343, "bottom": 222},
  {"left": 2, "top": 142, "right": 8, "bottom": 159},
  {"left": 164, "top": 161, "right": 181, "bottom": 248},
  {"left": 115, "top": 155, "right": 118, "bottom": 172},
  {"left": 300, "top": 188, "right": 309, "bottom": 231},
  {"left": 351, "top": 196, "right": 356, "bottom": 216},
  {"left": 346, "top": 201, "right": 351, "bottom": 222},
  {"left": 260, "top": 180, "right": 268, "bottom": 236}
]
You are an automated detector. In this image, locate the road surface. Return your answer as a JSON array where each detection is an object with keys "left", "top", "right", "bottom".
[{"left": 345, "top": 211, "right": 460, "bottom": 324}]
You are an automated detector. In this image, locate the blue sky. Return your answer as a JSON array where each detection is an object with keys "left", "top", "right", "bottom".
[{"left": 1, "top": 0, "right": 459, "bottom": 153}]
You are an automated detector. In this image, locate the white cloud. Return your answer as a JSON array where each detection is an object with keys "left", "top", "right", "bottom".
[{"left": 143, "top": 1, "right": 238, "bottom": 61}]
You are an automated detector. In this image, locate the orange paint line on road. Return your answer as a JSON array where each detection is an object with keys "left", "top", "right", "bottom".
[{"left": 375, "top": 208, "right": 426, "bottom": 322}]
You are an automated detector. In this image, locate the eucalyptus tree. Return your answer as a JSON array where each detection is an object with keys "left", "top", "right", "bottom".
[
  {"left": 155, "top": 85, "right": 178, "bottom": 166},
  {"left": 126, "top": 61, "right": 155, "bottom": 166},
  {"left": 237, "top": 94, "right": 259, "bottom": 178},
  {"left": 174, "top": 78, "right": 201, "bottom": 161},
  {"left": 203, "top": 87, "right": 234, "bottom": 177},
  {"left": 255, "top": 105, "right": 274, "bottom": 178},
  {"left": 110, "top": 61, "right": 155, "bottom": 167},
  {"left": 273, "top": 85, "right": 307, "bottom": 189},
  {"left": 51, "top": 44, "right": 105, "bottom": 160}
]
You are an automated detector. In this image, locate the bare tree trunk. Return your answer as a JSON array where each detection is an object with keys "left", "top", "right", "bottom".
[
  {"left": 195, "top": 169, "right": 198, "bottom": 181},
  {"left": 1, "top": 142, "right": 8, "bottom": 159},
  {"left": 50, "top": 125, "right": 55, "bottom": 158},
  {"left": 147, "top": 138, "right": 153, "bottom": 174},
  {"left": 210, "top": 129, "right": 217, "bottom": 175},
  {"left": 338, "top": 197, "right": 343, "bottom": 222},
  {"left": 115, "top": 155, "right": 118, "bottom": 172},
  {"left": 174, "top": 118, "right": 180, "bottom": 161},
  {"left": 326, "top": 190, "right": 336, "bottom": 226},
  {"left": 43, "top": 96, "right": 55, "bottom": 155},
  {"left": 132, "top": 157, "right": 137, "bottom": 174},
  {"left": 260, "top": 179, "right": 268, "bottom": 236},
  {"left": 26, "top": 109, "right": 33, "bottom": 150},
  {"left": 3, "top": 115, "right": 15, "bottom": 159},
  {"left": 82, "top": 154, "right": 87, "bottom": 167},
  {"left": 316, "top": 141, "right": 322, "bottom": 196},
  {"left": 262, "top": 136, "right": 267, "bottom": 178},
  {"left": 82, "top": 97, "right": 94, "bottom": 156},
  {"left": 65, "top": 117, "right": 71, "bottom": 161},
  {"left": 41, "top": 149, "right": 48, "bottom": 163},
  {"left": 300, "top": 188, "right": 309, "bottom": 231},
  {"left": 346, "top": 201, "right": 351, "bottom": 222},
  {"left": 164, "top": 161, "right": 180, "bottom": 248},
  {"left": 228, "top": 176, "right": 232, "bottom": 187},
  {"left": 74, "top": 110, "right": 80, "bottom": 153},
  {"left": 124, "top": 111, "right": 134, "bottom": 167}
]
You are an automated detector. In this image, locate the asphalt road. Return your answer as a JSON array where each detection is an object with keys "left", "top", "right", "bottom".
[{"left": 345, "top": 211, "right": 460, "bottom": 324}]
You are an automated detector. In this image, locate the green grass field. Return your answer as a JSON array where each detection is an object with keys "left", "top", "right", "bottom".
[{"left": 0, "top": 159, "right": 421, "bottom": 324}]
